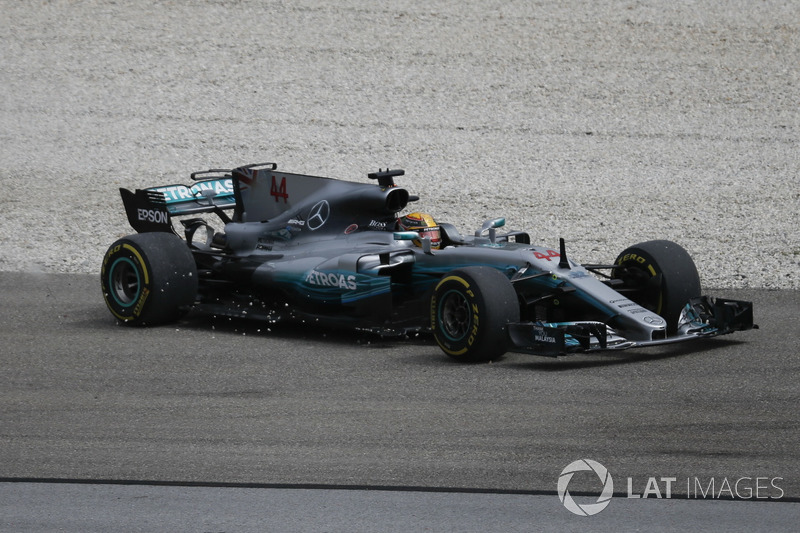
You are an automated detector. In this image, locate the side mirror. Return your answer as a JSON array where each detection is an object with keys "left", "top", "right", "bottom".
[
  {"left": 475, "top": 217, "right": 505, "bottom": 239},
  {"left": 394, "top": 231, "right": 433, "bottom": 253},
  {"left": 474, "top": 217, "right": 506, "bottom": 244},
  {"left": 393, "top": 231, "right": 419, "bottom": 241}
]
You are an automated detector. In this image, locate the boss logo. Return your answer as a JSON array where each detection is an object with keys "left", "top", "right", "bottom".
[{"left": 137, "top": 208, "right": 169, "bottom": 224}]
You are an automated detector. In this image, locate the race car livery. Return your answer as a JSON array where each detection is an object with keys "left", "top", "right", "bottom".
[{"left": 101, "top": 162, "right": 756, "bottom": 361}]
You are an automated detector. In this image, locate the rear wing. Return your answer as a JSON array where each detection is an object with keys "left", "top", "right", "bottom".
[
  {"left": 120, "top": 169, "right": 238, "bottom": 233},
  {"left": 149, "top": 172, "right": 237, "bottom": 216}
]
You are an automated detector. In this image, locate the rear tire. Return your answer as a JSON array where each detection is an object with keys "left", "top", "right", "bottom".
[
  {"left": 430, "top": 266, "right": 520, "bottom": 362},
  {"left": 101, "top": 232, "right": 198, "bottom": 326},
  {"left": 612, "top": 240, "right": 701, "bottom": 333}
]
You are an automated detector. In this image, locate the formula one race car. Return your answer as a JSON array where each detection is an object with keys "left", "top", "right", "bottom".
[{"left": 101, "top": 162, "right": 755, "bottom": 361}]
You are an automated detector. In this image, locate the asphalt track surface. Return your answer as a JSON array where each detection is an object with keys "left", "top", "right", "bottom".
[{"left": 1, "top": 272, "right": 798, "bottom": 531}]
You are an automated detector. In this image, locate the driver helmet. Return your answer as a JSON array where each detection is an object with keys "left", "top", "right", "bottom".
[{"left": 397, "top": 212, "right": 442, "bottom": 249}]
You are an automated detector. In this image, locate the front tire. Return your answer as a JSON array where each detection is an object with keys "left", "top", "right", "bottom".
[
  {"left": 101, "top": 232, "right": 198, "bottom": 326},
  {"left": 612, "top": 240, "right": 701, "bottom": 333},
  {"left": 430, "top": 266, "right": 520, "bottom": 362}
]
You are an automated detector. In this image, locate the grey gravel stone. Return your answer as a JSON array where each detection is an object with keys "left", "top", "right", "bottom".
[{"left": 1, "top": 0, "right": 797, "bottom": 289}]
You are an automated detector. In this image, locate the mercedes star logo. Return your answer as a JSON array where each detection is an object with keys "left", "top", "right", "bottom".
[{"left": 307, "top": 200, "right": 330, "bottom": 231}]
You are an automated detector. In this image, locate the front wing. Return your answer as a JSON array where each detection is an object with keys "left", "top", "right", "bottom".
[{"left": 507, "top": 296, "right": 756, "bottom": 356}]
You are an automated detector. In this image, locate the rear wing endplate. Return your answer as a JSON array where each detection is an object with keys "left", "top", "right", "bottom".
[{"left": 120, "top": 188, "right": 173, "bottom": 233}]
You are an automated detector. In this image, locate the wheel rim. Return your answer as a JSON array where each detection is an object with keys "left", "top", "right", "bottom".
[
  {"left": 109, "top": 257, "right": 141, "bottom": 307},
  {"left": 438, "top": 290, "right": 471, "bottom": 341}
]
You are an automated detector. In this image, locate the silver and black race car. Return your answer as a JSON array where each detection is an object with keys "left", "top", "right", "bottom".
[{"left": 101, "top": 162, "right": 755, "bottom": 361}]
